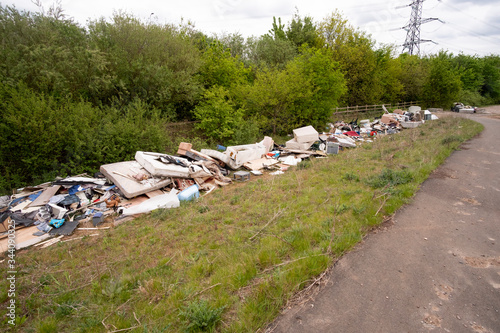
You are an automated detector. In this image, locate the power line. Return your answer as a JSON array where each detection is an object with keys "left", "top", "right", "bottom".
[
  {"left": 443, "top": 21, "right": 500, "bottom": 45},
  {"left": 438, "top": 0, "right": 500, "bottom": 32}
]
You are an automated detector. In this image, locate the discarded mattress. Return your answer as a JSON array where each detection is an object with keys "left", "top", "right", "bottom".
[
  {"left": 135, "top": 151, "right": 191, "bottom": 178},
  {"left": 53, "top": 176, "right": 107, "bottom": 186},
  {"left": 100, "top": 160, "right": 172, "bottom": 199}
]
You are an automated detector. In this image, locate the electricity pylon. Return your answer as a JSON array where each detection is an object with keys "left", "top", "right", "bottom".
[{"left": 401, "top": 0, "right": 442, "bottom": 55}]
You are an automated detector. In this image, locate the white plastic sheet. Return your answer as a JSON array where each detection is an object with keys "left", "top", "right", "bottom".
[{"left": 118, "top": 190, "right": 180, "bottom": 216}]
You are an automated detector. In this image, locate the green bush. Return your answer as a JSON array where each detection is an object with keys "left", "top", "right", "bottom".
[
  {"left": 0, "top": 83, "right": 169, "bottom": 194},
  {"left": 455, "top": 89, "right": 488, "bottom": 107},
  {"left": 194, "top": 86, "right": 247, "bottom": 144}
]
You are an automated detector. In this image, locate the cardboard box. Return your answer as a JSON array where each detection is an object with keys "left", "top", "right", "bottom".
[
  {"left": 179, "top": 142, "right": 192, "bottom": 151},
  {"left": 177, "top": 142, "right": 193, "bottom": 155},
  {"left": 0, "top": 215, "right": 10, "bottom": 233},
  {"left": 293, "top": 126, "right": 319, "bottom": 143},
  {"left": 381, "top": 114, "right": 399, "bottom": 125},
  {"left": 226, "top": 144, "right": 267, "bottom": 166},
  {"left": 285, "top": 139, "right": 314, "bottom": 150}
]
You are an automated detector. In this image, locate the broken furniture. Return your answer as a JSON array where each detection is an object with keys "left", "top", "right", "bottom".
[{"left": 233, "top": 171, "right": 251, "bottom": 182}]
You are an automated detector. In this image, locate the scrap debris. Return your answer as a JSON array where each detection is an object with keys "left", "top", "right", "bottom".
[{"left": 0, "top": 106, "right": 438, "bottom": 251}]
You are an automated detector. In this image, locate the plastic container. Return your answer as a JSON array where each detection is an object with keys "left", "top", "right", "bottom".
[
  {"left": 177, "top": 184, "right": 200, "bottom": 201},
  {"left": 424, "top": 110, "right": 432, "bottom": 121},
  {"left": 326, "top": 142, "right": 340, "bottom": 155},
  {"left": 92, "top": 212, "right": 104, "bottom": 226}
]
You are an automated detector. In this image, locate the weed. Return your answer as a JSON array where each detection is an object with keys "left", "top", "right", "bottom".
[
  {"left": 333, "top": 203, "right": 350, "bottom": 214},
  {"left": 150, "top": 208, "right": 172, "bottom": 219},
  {"left": 321, "top": 218, "right": 334, "bottom": 228},
  {"left": 101, "top": 279, "right": 128, "bottom": 301},
  {"left": 178, "top": 299, "right": 225, "bottom": 332},
  {"left": 55, "top": 303, "right": 76, "bottom": 318},
  {"left": 365, "top": 168, "right": 413, "bottom": 188},
  {"left": 36, "top": 317, "right": 58, "bottom": 333},
  {"left": 230, "top": 195, "right": 240, "bottom": 205},
  {"left": 342, "top": 172, "right": 359, "bottom": 182},
  {"left": 441, "top": 135, "right": 462, "bottom": 145},
  {"left": 141, "top": 324, "right": 172, "bottom": 332},
  {"left": 352, "top": 205, "right": 366, "bottom": 215},
  {"left": 297, "top": 160, "right": 312, "bottom": 170},
  {"left": 198, "top": 206, "right": 209, "bottom": 213}
]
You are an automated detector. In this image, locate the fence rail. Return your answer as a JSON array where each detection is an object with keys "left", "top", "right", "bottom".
[{"left": 331, "top": 101, "right": 422, "bottom": 120}]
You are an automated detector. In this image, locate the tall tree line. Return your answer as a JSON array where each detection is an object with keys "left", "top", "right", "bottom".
[{"left": 1, "top": 5, "right": 499, "bottom": 192}]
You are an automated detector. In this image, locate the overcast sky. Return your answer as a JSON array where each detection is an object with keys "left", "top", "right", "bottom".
[{"left": 10, "top": 0, "right": 500, "bottom": 56}]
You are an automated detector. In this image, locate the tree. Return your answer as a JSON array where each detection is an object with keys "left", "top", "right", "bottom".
[
  {"left": 197, "top": 40, "right": 251, "bottom": 89},
  {"left": 88, "top": 13, "right": 202, "bottom": 118},
  {"left": 286, "top": 10, "right": 319, "bottom": 49},
  {"left": 243, "top": 66, "right": 309, "bottom": 134},
  {"left": 289, "top": 47, "right": 346, "bottom": 128},
  {"left": 242, "top": 47, "right": 346, "bottom": 135},
  {"left": 422, "top": 51, "right": 462, "bottom": 108},
  {"left": 216, "top": 32, "right": 246, "bottom": 58},
  {"left": 193, "top": 86, "right": 245, "bottom": 143},
  {"left": 480, "top": 55, "right": 500, "bottom": 104},
  {"left": 374, "top": 46, "right": 404, "bottom": 104},
  {"left": 397, "top": 53, "right": 429, "bottom": 103},
  {"left": 0, "top": 5, "right": 111, "bottom": 102},
  {"left": 245, "top": 35, "right": 297, "bottom": 69},
  {"left": 317, "top": 11, "right": 379, "bottom": 105},
  {"left": 268, "top": 16, "right": 286, "bottom": 40},
  {"left": 317, "top": 11, "right": 357, "bottom": 50},
  {"left": 453, "top": 54, "right": 484, "bottom": 93}
]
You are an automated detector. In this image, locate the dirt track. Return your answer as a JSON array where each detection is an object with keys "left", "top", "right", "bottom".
[{"left": 269, "top": 106, "right": 500, "bottom": 333}]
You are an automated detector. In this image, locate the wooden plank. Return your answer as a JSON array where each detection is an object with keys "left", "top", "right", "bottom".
[
  {"left": 145, "top": 190, "right": 164, "bottom": 198},
  {"left": 243, "top": 158, "right": 279, "bottom": 171},
  {"left": 28, "top": 185, "right": 61, "bottom": 207},
  {"left": 0, "top": 226, "right": 48, "bottom": 252}
]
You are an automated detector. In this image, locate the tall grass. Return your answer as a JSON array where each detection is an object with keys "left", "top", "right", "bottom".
[{"left": 0, "top": 116, "right": 483, "bottom": 332}]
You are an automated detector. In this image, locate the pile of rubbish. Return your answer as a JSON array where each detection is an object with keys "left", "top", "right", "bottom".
[
  {"left": 451, "top": 102, "right": 477, "bottom": 113},
  {"left": 0, "top": 106, "right": 439, "bottom": 251}
]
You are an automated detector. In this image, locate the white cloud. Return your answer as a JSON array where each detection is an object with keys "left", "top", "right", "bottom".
[{"left": 9, "top": 0, "right": 500, "bottom": 55}]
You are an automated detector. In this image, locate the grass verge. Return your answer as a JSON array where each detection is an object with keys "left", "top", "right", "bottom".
[{"left": 0, "top": 116, "right": 483, "bottom": 332}]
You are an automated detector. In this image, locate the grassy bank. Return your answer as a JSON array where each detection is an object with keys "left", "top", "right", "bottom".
[{"left": 0, "top": 116, "right": 483, "bottom": 332}]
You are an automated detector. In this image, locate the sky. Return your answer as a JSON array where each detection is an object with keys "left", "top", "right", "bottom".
[{"left": 10, "top": 0, "right": 500, "bottom": 56}]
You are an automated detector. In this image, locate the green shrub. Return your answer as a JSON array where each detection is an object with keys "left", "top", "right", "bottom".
[
  {"left": 0, "top": 83, "right": 169, "bottom": 194},
  {"left": 194, "top": 86, "right": 246, "bottom": 144}
]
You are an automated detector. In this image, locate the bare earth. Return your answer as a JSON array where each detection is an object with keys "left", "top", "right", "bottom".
[{"left": 269, "top": 106, "right": 500, "bottom": 333}]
